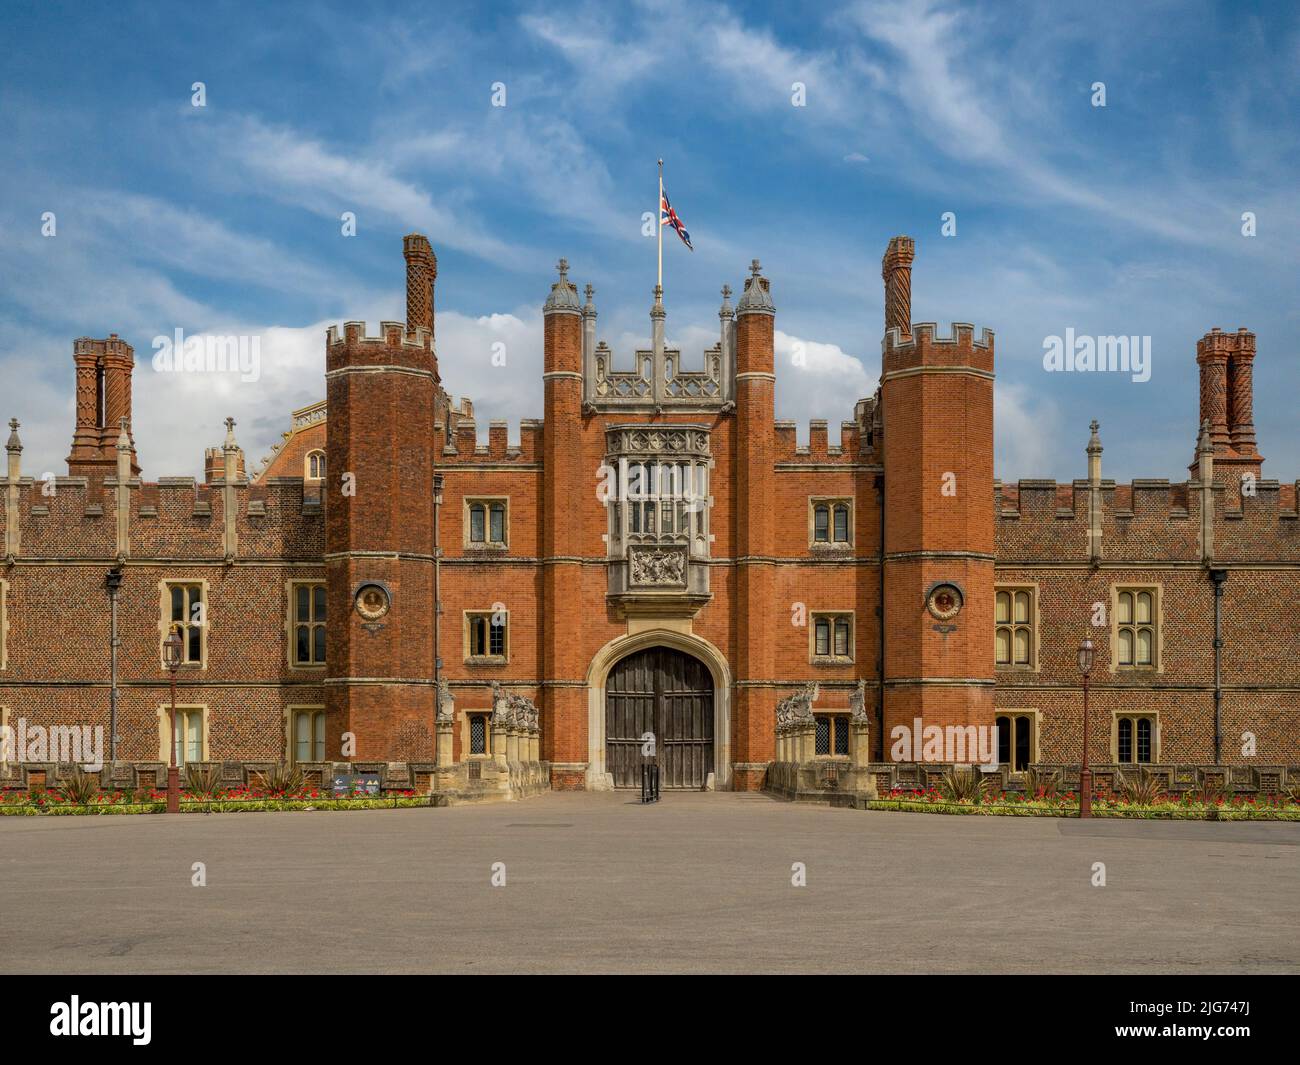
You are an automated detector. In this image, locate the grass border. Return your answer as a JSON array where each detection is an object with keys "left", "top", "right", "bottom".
[
  {"left": 866, "top": 798, "right": 1300, "bottom": 821},
  {"left": 0, "top": 796, "right": 436, "bottom": 816}
]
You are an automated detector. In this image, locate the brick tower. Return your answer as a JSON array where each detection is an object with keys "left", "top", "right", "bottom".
[
  {"left": 879, "top": 237, "right": 995, "bottom": 755},
  {"left": 540, "top": 259, "right": 589, "bottom": 788},
  {"left": 732, "top": 260, "right": 777, "bottom": 789},
  {"left": 67, "top": 333, "right": 139, "bottom": 478},
  {"left": 324, "top": 236, "right": 440, "bottom": 761}
]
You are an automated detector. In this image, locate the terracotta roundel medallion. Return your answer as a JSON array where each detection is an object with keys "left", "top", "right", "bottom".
[
  {"left": 354, "top": 583, "right": 391, "bottom": 621},
  {"left": 926, "top": 583, "right": 963, "bottom": 621}
]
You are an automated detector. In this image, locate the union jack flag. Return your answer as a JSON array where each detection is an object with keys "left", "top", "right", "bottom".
[{"left": 660, "top": 190, "right": 693, "bottom": 251}]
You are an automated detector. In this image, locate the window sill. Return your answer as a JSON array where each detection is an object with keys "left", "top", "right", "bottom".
[
  {"left": 465, "top": 655, "right": 508, "bottom": 666},
  {"left": 465, "top": 542, "right": 509, "bottom": 552},
  {"left": 289, "top": 662, "right": 327, "bottom": 670},
  {"left": 810, "top": 655, "right": 854, "bottom": 667}
]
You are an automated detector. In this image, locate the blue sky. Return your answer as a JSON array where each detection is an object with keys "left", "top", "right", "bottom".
[{"left": 1, "top": 0, "right": 1296, "bottom": 483}]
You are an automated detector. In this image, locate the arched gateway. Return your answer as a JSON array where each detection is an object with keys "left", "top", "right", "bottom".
[{"left": 604, "top": 647, "right": 715, "bottom": 789}]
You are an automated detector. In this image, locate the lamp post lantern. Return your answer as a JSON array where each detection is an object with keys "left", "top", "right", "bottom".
[
  {"left": 163, "top": 626, "right": 184, "bottom": 814},
  {"left": 1076, "top": 637, "right": 1095, "bottom": 818}
]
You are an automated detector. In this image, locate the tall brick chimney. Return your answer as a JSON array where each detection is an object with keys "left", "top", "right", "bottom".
[
  {"left": 881, "top": 236, "right": 915, "bottom": 338},
  {"left": 1192, "top": 327, "right": 1261, "bottom": 490},
  {"left": 403, "top": 233, "right": 439, "bottom": 383},
  {"left": 67, "top": 334, "right": 139, "bottom": 479}
]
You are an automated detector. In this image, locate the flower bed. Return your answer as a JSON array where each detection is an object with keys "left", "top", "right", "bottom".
[
  {"left": 0, "top": 786, "right": 429, "bottom": 815},
  {"left": 868, "top": 787, "right": 1300, "bottom": 820}
]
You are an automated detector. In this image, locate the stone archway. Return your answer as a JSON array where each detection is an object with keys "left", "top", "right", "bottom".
[{"left": 586, "top": 629, "right": 732, "bottom": 790}]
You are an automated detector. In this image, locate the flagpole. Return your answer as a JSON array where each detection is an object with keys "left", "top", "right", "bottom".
[{"left": 657, "top": 157, "right": 663, "bottom": 293}]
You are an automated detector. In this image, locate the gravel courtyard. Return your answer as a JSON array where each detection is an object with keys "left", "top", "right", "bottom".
[{"left": 1, "top": 792, "right": 1296, "bottom": 974}]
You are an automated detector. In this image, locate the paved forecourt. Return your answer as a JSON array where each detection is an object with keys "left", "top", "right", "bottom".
[{"left": 0, "top": 792, "right": 1296, "bottom": 974}]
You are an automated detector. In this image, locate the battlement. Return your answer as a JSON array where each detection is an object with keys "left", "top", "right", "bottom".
[
  {"left": 995, "top": 476, "right": 1300, "bottom": 561},
  {"left": 773, "top": 420, "right": 868, "bottom": 463},
  {"left": 882, "top": 323, "right": 995, "bottom": 373},
  {"left": 436, "top": 414, "right": 542, "bottom": 464},
  {"left": 325, "top": 321, "right": 434, "bottom": 373},
  {"left": 0, "top": 471, "right": 324, "bottom": 561}
]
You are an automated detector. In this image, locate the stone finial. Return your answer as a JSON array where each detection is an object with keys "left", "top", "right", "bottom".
[
  {"left": 6, "top": 419, "right": 21, "bottom": 454},
  {"left": 583, "top": 283, "right": 596, "bottom": 316},
  {"left": 543, "top": 257, "right": 582, "bottom": 314},
  {"left": 719, "top": 284, "right": 733, "bottom": 318},
  {"left": 1197, "top": 418, "right": 1213, "bottom": 455},
  {"left": 116, "top": 416, "right": 131, "bottom": 451},
  {"left": 736, "top": 259, "right": 774, "bottom": 316},
  {"left": 1087, "top": 419, "right": 1102, "bottom": 455},
  {"left": 224, "top": 416, "right": 238, "bottom": 448}
]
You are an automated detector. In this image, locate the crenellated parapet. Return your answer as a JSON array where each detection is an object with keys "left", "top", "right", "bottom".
[
  {"left": 882, "top": 322, "right": 995, "bottom": 377},
  {"left": 995, "top": 476, "right": 1300, "bottom": 562},
  {"left": 325, "top": 320, "right": 435, "bottom": 374},
  {"left": 773, "top": 420, "right": 873, "bottom": 464}
]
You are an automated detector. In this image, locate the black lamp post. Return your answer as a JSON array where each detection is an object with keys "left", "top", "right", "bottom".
[
  {"left": 163, "top": 626, "right": 183, "bottom": 814},
  {"left": 1077, "top": 636, "right": 1095, "bottom": 818},
  {"left": 104, "top": 568, "right": 123, "bottom": 762}
]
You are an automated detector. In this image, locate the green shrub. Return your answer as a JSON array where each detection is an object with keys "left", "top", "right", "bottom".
[
  {"left": 938, "top": 766, "right": 989, "bottom": 804},
  {"left": 62, "top": 768, "right": 99, "bottom": 805},
  {"left": 255, "top": 762, "right": 305, "bottom": 797},
  {"left": 1022, "top": 767, "right": 1060, "bottom": 799},
  {"left": 185, "top": 763, "right": 223, "bottom": 800},
  {"left": 1117, "top": 767, "right": 1162, "bottom": 805}
]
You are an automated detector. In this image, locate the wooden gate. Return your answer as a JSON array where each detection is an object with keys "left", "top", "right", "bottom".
[{"left": 605, "top": 647, "right": 714, "bottom": 789}]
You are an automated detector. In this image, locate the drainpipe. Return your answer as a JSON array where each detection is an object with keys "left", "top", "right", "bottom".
[
  {"left": 876, "top": 472, "right": 885, "bottom": 761},
  {"left": 105, "top": 567, "right": 123, "bottom": 762},
  {"left": 1209, "top": 567, "right": 1227, "bottom": 764},
  {"left": 433, "top": 473, "right": 444, "bottom": 760}
]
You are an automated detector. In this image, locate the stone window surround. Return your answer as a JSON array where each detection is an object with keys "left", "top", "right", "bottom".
[
  {"left": 463, "top": 496, "right": 510, "bottom": 550},
  {"left": 285, "top": 579, "right": 327, "bottom": 670},
  {"left": 1111, "top": 710, "right": 1160, "bottom": 764},
  {"left": 602, "top": 425, "right": 713, "bottom": 561},
  {"left": 283, "top": 704, "right": 326, "bottom": 763},
  {"left": 155, "top": 703, "right": 209, "bottom": 764},
  {"left": 158, "top": 579, "right": 210, "bottom": 671},
  {"left": 1109, "top": 584, "right": 1163, "bottom": 673},
  {"left": 808, "top": 496, "right": 853, "bottom": 549},
  {"left": 463, "top": 609, "right": 509, "bottom": 665},
  {"left": 812, "top": 710, "right": 851, "bottom": 759},
  {"left": 809, "top": 611, "right": 854, "bottom": 665},
  {"left": 460, "top": 708, "right": 494, "bottom": 758},
  {"left": 304, "top": 449, "right": 325, "bottom": 482},
  {"left": 994, "top": 583, "right": 1040, "bottom": 672},
  {"left": 995, "top": 708, "right": 1040, "bottom": 769}
]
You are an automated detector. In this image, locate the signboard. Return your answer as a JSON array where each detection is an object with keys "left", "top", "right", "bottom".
[{"left": 331, "top": 772, "right": 381, "bottom": 797}]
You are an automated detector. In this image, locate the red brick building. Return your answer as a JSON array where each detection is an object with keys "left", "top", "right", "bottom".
[{"left": 1, "top": 233, "right": 1295, "bottom": 790}]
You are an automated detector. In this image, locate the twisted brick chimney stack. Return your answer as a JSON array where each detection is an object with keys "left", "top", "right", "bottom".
[
  {"left": 1192, "top": 327, "right": 1261, "bottom": 488},
  {"left": 403, "top": 233, "right": 439, "bottom": 384},
  {"left": 67, "top": 333, "right": 140, "bottom": 479},
  {"left": 882, "top": 236, "right": 915, "bottom": 338}
]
